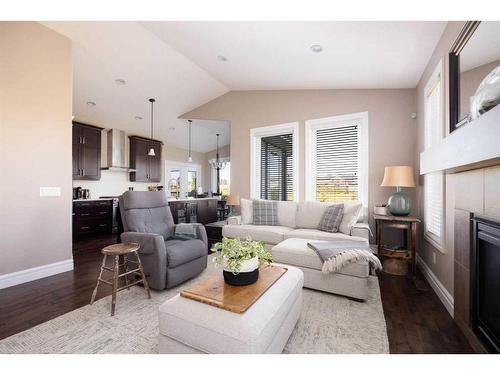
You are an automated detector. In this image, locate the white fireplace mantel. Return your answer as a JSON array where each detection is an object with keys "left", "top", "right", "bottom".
[{"left": 420, "top": 105, "right": 500, "bottom": 175}]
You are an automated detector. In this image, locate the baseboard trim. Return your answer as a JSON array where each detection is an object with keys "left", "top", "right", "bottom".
[
  {"left": 0, "top": 259, "right": 74, "bottom": 290},
  {"left": 416, "top": 254, "right": 454, "bottom": 318}
]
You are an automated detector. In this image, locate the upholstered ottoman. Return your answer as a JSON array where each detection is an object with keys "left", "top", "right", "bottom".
[
  {"left": 158, "top": 266, "right": 303, "bottom": 354},
  {"left": 271, "top": 238, "right": 370, "bottom": 300}
]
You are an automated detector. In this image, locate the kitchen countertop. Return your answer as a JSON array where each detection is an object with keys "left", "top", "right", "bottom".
[
  {"left": 73, "top": 198, "right": 113, "bottom": 202},
  {"left": 167, "top": 197, "right": 219, "bottom": 202}
]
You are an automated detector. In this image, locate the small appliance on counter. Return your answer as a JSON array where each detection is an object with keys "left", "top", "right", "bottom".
[
  {"left": 73, "top": 186, "right": 82, "bottom": 200},
  {"left": 82, "top": 189, "right": 91, "bottom": 199}
]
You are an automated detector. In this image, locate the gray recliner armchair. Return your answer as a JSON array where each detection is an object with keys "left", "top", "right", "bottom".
[{"left": 119, "top": 191, "right": 208, "bottom": 290}]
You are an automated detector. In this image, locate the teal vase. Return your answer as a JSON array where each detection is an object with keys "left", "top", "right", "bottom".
[{"left": 388, "top": 187, "right": 411, "bottom": 216}]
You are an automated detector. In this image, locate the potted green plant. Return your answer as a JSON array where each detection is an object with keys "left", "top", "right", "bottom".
[{"left": 212, "top": 237, "right": 273, "bottom": 286}]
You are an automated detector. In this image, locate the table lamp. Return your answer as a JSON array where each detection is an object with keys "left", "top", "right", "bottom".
[
  {"left": 226, "top": 195, "right": 240, "bottom": 217},
  {"left": 380, "top": 166, "right": 416, "bottom": 216}
]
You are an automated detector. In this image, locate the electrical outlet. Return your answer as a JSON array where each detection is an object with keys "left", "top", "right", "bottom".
[
  {"left": 432, "top": 252, "right": 437, "bottom": 264},
  {"left": 40, "top": 187, "right": 61, "bottom": 197}
]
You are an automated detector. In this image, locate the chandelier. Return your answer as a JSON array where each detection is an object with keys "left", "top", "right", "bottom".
[{"left": 209, "top": 133, "right": 228, "bottom": 170}]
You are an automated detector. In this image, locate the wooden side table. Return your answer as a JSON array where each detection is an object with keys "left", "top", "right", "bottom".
[
  {"left": 205, "top": 221, "right": 225, "bottom": 251},
  {"left": 90, "top": 242, "right": 151, "bottom": 316},
  {"left": 374, "top": 215, "right": 420, "bottom": 276}
]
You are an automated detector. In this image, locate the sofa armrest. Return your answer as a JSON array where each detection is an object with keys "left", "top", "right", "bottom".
[
  {"left": 226, "top": 215, "right": 242, "bottom": 225},
  {"left": 350, "top": 222, "right": 372, "bottom": 240}
]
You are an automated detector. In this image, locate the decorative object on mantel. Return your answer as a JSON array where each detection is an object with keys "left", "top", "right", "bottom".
[
  {"left": 471, "top": 65, "right": 500, "bottom": 120},
  {"left": 211, "top": 237, "right": 273, "bottom": 286},
  {"left": 147, "top": 98, "right": 156, "bottom": 156},
  {"left": 380, "top": 166, "right": 416, "bottom": 216},
  {"left": 187, "top": 119, "right": 193, "bottom": 162},
  {"left": 208, "top": 133, "right": 228, "bottom": 195},
  {"left": 226, "top": 194, "right": 240, "bottom": 218}
]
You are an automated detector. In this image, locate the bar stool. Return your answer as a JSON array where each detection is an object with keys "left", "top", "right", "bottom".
[{"left": 90, "top": 242, "right": 151, "bottom": 316}]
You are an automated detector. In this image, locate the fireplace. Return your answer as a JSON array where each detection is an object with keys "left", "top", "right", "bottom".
[{"left": 471, "top": 215, "right": 500, "bottom": 353}]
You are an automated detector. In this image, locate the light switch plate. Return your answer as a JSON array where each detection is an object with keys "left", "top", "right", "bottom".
[{"left": 40, "top": 187, "right": 61, "bottom": 197}]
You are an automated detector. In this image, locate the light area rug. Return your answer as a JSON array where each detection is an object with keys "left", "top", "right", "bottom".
[{"left": 0, "top": 259, "right": 389, "bottom": 354}]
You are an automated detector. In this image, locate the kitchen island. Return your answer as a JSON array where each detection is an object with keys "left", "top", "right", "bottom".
[{"left": 167, "top": 197, "right": 219, "bottom": 224}]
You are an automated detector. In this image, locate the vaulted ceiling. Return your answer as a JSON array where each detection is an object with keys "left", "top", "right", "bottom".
[{"left": 43, "top": 21, "right": 447, "bottom": 151}]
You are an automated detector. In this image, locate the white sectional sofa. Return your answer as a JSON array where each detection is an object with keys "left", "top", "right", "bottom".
[
  {"left": 222, "top": 199, "right": 373, "bottom": 300},
  {"left": 224, "top": 199, "right": 371, "bottom": 246}
]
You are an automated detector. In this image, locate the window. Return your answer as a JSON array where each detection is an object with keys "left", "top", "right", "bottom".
[
  {"left": 168, "top": 169, "right": 181, "bottom": 198},
  {"left": 305, "top": 112, "right": 368, "bottom": 207},
  {"left": 260, "top": 134, "right": 294, "bottom": 201},
  {"left": 424, "top": 60, "right": 444, "bottom": 249},
  {"left": 165, "top": 161, "right": 202, "bottom": 199},
  {"left": 250, "top": 122, "right": 299, "bottom": 201},
  {"left": 187, "top": 170, "right": 197, "bottom": 196}
]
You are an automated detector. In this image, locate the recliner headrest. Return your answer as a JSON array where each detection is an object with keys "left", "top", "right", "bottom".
[{"left": 121, "top": 191, "right": 168, "bottom": 210}]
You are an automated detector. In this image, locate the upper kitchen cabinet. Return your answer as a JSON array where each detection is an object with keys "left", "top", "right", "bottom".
[
  {"left": 129, "top": 136, "right": 162, "bottom": 182},
  {"left": 72, "top": 122, "right": 102, "bottom": 180}
]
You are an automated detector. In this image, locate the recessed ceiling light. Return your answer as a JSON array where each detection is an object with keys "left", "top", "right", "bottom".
[
  {"left": 134, "top": 116, "right": 143, "bottom": 120},
  {"left": 115, "top": 78, "right": 126, "bottom": 85},
  {"left": 310, "top": 44, "right": 323, "bottom": 53},
  {"left": 86, "top": 101, "right": 96, "bottom": 106},
  {"left": 217, "top": 55, "right": 228, "bottom": 62}
]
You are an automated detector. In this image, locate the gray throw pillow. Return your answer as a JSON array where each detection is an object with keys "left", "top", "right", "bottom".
[
  {"left": 318, "top": 204, "right": 344, "bottom": 233},
  {"left": 253, "top": 200, "right": 278, "bottom": 225}
]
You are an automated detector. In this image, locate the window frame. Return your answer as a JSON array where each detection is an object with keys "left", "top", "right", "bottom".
[
  {"left": 304, "top": 112, "right": 369, "bottom": 210},
  {"left": 423, "top": 59, "right": 446, "bottom": 252},
  {"left": 250, "top": 122, "right": 299, "bottom": 202}
]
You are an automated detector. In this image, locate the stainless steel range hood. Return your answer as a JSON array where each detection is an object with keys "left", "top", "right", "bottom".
[{"left": 101, "top": 129, "right": 135, "bottom": 171}]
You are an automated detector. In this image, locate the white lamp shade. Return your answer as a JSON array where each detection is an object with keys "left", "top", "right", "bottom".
[
  {"left": 380, "top": 166, "right": 415, "bottom": 188},
  {"left": 148, "top": 148, "right": 156, "bottom": 156}
]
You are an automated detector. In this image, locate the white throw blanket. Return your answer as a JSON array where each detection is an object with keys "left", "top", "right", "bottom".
[{"left": 307, "top": 241, "right": 382, "bottom": 274}]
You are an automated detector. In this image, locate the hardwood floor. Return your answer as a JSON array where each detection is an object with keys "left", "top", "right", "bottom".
[{"left": 0, "top": 235, "right": 474, "bottom": 353}]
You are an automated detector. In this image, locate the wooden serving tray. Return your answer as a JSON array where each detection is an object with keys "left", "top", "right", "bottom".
[{"left": 180, "top": 265, "right": 287, "bottom": 314}]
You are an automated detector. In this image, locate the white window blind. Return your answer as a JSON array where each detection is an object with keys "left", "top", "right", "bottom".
[
  {"left": 424, "top": 63, "right": 443, "bottom": 244},
  {"left": 312, "top": 124, "right": 360, "bottom": 202},
  {"left": 260, "top": 133, "right": 294, "bottom": 201}
]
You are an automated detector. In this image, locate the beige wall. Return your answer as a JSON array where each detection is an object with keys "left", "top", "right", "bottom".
[
  {"left": 183, "top": 89, "right": 417, "bottom": 231},
  {"left": 0, "top": 22, "right": 73, "bottom": 275},
  {"left": 415, "top": 22, "right": 466, "bottom": 295}
]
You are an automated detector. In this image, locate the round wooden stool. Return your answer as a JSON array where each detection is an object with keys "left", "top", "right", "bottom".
[{"left": 90, "top": 242, "right": 151, "bottom": 316}]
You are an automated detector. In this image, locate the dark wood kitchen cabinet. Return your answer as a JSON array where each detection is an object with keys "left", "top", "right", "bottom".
[
  {"left": 73, "top": 199, "right": 113, "bottom": 239},
  {"left": 72, "top": 122, "right": 102, "bottom": 180},
  {"left": 129, "top": 136, "right": 162, "bottom": 182}
]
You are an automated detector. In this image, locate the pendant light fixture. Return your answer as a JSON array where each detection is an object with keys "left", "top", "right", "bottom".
[
  {"left": 147, "top": 98, "right": 156, "bottom": 156},
  {"left": 209, "top": 133, "right": 228, "bottom": 195},
  {"left": 187, "top": 119, "right": 193, "bottom": 162}
]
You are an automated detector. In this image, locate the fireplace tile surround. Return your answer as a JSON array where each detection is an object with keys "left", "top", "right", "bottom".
[{"left": 452, "top": 165, "right": 500, "bottom": 353}]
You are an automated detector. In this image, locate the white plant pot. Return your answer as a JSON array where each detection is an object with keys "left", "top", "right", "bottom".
[{"left": 223, "top": 256, "right": 259, "bottom": 273}]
